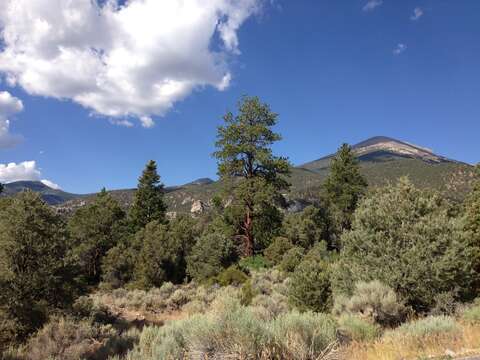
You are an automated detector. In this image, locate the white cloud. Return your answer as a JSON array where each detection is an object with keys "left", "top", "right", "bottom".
[
  {"left": 363, "top": 0, "right": 383, "bottom": 12},
  {"left": 109, "top": 119, "right": 134, "bottom": 128},
  {"left": 41, "top": 179, "right": 61, "bottom": 190},
  {"left": 393, "top": 43, "right": 407, "bottom": 55},
  {"left": 0, "top": 160, "right": 60, "bottom": 189},
  {"left": 410, "top": 7, "right": 424, "bottom": 21},
  {"left": 0, "top": 161, "right": 41, "bottom": 183},
  {"left": 0, "top": 91, "right": 23, "bottom": 148},
  {"left": 0, "top": 0, "right": 264, "bottom": 127}
]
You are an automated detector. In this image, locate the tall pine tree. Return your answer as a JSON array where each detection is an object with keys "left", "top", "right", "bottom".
[
  {"left": 129, "top": 160, "right": 167, "bottom": 231},
  {"left": 323, "top": 143, "right": 367, "bottom": 237},
  {"left": 214, "top": 96, "right": 290, "bottom": 256}
]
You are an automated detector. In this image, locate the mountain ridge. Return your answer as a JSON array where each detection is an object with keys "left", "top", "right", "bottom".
[
  {"left": 300, "top": 136, "right": 463, "bottom": 172},
  {"left": 1, "top": 136, "right": 475, "bottom": 210}
]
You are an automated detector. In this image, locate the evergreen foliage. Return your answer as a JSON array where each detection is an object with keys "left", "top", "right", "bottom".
[
  {"left": 186, "top": 233, "right": 238, "bottom": 282},
  {"left": 214, "top": 96, "right": 290, "bottom": 256},
  {"left": 264, "top": 237, "right": 293, "bottom": 266},
  {"left": 279, "top": 246, "right": 305, "bottom": 273},
  {"left": 134, "top": 221, "right": 185, "bottom": 289},
  {"left": 334, "top": 178, "right": 479, "bottom": 313},
  {"left": 128, "top": 160, "right": 167, "bottom": 231},
  {"left": 283, "top": 205, "right": 332, "bottom": 249},
  {"left": 323, "top": 143, "right": 368, "bottom": 238},
  {"left": 0, "top": 191, "right": 76, "bottom": 340},
  {"left": 68, "top": 188, "right": 126, "bottom": 286},
  {"left": 288, "top": 243, "right": 332, "bottom": 312}
]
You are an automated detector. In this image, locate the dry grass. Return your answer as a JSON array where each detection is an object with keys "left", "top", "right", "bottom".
[{"left": 343, "top": 322, "right": 480, "bottom": 360}]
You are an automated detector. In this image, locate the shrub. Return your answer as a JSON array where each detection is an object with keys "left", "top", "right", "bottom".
[
  {"left": 71, "top": 296, "right": 116, "bottom": 325},
  {"left": 0, "top": 309, "right": 21, "bottom": 353},
  {"left": 461, "top": 302, "right": 480, "bottom": 324},
  {"left": 289, "top": 259, "right": 332, "bottom": 313},
  {"left": 333, "top": 281, "right": 407, "bottom": 327},
  {"left": 239, "top": 255, "right": 268, "bottom": 272},
  {"left": 216, "top": 266, "right": 248, "bottom": 287},
  {"left": 186, "top": 233, "right": 237, "bottom": 282},
  {"left": 251, "top": 269, "right": 287, "bottom": 296},
  {"left": 430, "top": 291, "right": 458, "bottom": 316},
  {"left": 283, "top": 206, "right": 332, "bottom": 249},
  {"left": 270, "top": 311, "right": 338, "bottom": 359},
  {"left": 337, "top": 314, "right": 381, "bottom": 342},
  {"left": 21, "top": 316, "right": 115, "bottom": 360},
  {"left": 166, "top": 289, "right": 190, "bottom": 310},
  {"left": 334, "top": 178, "right": 479, "bottom": 313},
  {"left": 264, "top": 237, "right": 293, "bottom": 266},
  {"left": 101, "top": 241, "right": 137, "bottom": 289},
  {"left": 388, "top": 316, "right": 460, "bottom": 339},
  {"left": 279, "top": 246, "right": 304, "bottom": 273},
  {"left": 240, "top": 280, "right": 257, "bottom": 306},
  {"left": 251, "top": 293, "right": 289, "bottom": 321}
]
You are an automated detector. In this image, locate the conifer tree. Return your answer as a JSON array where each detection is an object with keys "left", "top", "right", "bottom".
[
  {"left": 464, "top": 164, "right": 480, "bottom": 288},
  {"left": 214, "top": 96, "right": 290, "bottom": 256},
  {"left": 323, "top": 143, "right": 367, "bottom": 235},
  {"left": 335, "top": 178, "right": 478, "bottom": 312},
  {"left": 129, "top": 160, "right": 167, "bottom": 231},
  {"left": 0, "top": 191, "right": 74, "bottom": 339},
  {"left": 68, "top": 188, "right": 126, "bottom": 285}
]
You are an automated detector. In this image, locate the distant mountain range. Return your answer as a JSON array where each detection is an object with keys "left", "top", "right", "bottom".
[
  {"left": 1, "top": 136, "right": 476, "bottom": 213},
  {"left": 1, "top": 181, "right": 80, "bottom": 205}
]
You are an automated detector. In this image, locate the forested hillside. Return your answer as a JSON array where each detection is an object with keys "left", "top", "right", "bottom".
[{"left": 1, "top": 97, "right": 480, "bottom": 360}]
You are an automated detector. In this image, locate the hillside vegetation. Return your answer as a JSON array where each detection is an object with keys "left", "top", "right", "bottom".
[{"left": 0, "top": 96, "right": 479, "bottom": 360}]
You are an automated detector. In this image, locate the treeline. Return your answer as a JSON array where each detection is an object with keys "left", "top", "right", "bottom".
[{"left": 1, "top": 96, "right": 480, "bottom": 356}]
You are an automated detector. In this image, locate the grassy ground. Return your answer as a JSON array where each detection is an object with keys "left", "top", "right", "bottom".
[
  {"left": 345, "top": 322, "right": 480, "bottom": 360},
  {"left": 88, "top": 273, "right": 480, "bottom": 360}
]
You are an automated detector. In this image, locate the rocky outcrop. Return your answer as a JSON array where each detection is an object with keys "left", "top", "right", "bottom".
[{"left": 190, "top": 200, "right": 206, "bottom": 214}]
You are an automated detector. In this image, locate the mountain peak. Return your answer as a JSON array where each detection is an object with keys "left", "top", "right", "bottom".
[
  {"left": 353, "top": 136, "right": 434, "bottom": 154},
  {"left": 352, "top": 136, "right": 449, "bottom": 163},
  {"left": 300, "top": 136, "right": 459, "bottom": 171}
]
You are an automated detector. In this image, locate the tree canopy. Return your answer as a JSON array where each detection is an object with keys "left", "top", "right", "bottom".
[
  {"left": 129, "top": 160, "right": 167, "bottom": 231},
  {"left": 214, "top": 96, "right": 290, "bottom": 256}
]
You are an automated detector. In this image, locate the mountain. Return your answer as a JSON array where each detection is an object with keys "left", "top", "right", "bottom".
[
  {"left": 289, "top": 136, "right": 473, "bottom": 201},
  {"left": 2, "top": 137, "right": 476, "bottom": 212},
  {"left": 301, "top": 136, "right": 462, "bottom": 172},
  {"left": 1, "top": 181, "right": 81, "bottom": 205}
]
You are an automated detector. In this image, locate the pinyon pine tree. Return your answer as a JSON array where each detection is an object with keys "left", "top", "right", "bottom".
[
  {"left": 0, "top": 191, "right": 74, "bottom": 339},
  {"left": 334, "top": 178, "right": 478, "bottom": 312},
  {"left": 68, "top": 188, "right": 126, "bottom": 285},
  {"left": 129, "top": 160, "right": 167, "bottom": 231},
  {"left": 214, "top": 96, "right": 290, "bottom": 256}
]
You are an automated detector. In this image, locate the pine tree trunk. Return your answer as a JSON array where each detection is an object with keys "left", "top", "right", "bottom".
[{"left": 244, "top": 213, "right": 254, "bottom": 257}]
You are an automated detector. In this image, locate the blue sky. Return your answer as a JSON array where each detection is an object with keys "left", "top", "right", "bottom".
[{"left": 0, "top": 0, "right": 479, "bottom": 193}]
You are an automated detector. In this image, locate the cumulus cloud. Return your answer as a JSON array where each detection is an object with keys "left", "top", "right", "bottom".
[
  {"left": 410, "top": 7, "right": 424, "bottom": 21},
  {"left": 0, "top": 160, "right": 60, "bottom": 189},
  {"left": 0, "top": 91, "right": 23, "bottom": 148},
  {"left": 393, "top": 43, "right": 407, "bottom": 55},
  {"left": 0, "top": 161, "right": 41, "bottom": 183},
  {"left": 363, "top": 0, "right": 383, "bottom": 12},
  {"left": 0, "top": 0, "right": 264, "bottom": 127}
]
